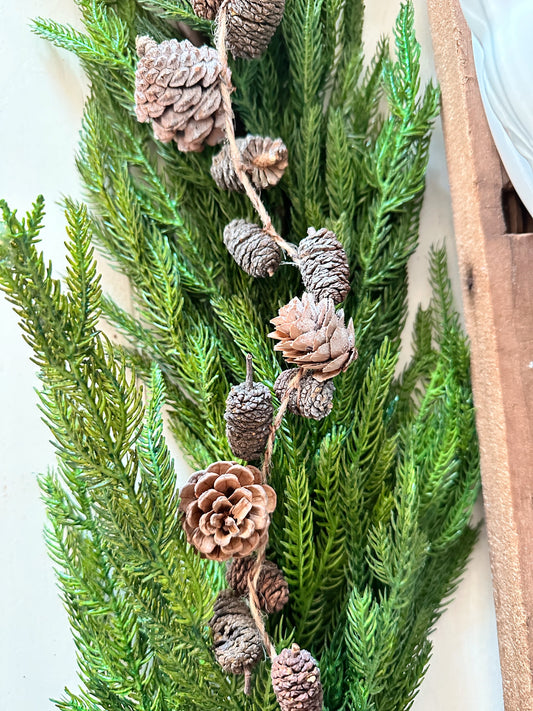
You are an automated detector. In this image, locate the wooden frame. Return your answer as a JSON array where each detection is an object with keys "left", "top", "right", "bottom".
[{"left": 427, "top": 1, "right": 533, "bottom": 708}]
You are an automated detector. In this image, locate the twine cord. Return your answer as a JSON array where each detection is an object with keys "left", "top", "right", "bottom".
[
  {"left": 247, "top": 545, "right": 278, "bottom": 661},
  {"left": 261, "top": 368, "right": 305, "bottom": 481},
  {"left": 215, "top": 6, "right": 303, "bottom": 678}
]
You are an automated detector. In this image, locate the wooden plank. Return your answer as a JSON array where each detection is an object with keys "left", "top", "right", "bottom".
[{"left": 426, "top": 1, "right": 533, "bottom": 708}]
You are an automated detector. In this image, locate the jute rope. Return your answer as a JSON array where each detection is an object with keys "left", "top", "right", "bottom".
[{"left": 215, "top": 8, "right": 305, "bottom": 676}]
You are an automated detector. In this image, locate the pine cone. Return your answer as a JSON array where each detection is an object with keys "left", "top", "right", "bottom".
[
  {"left": 134, "top": 36, "right": 228, "bottom": 152},
  {"left": 224, "top": 219, "right": 281, "bottom": 278},
  {"left": 211, "top": 135, "right": 288, "bottom": 192},
  {"left": 226, "top": 0, "right": 285, "bottom": 59},
  {"left": 297, "top": 227, "right": 350, "bottom": 304},
  {"left": 227, "top": 556, "right": 289, "bottom": 614},
  {"left": 179, "top": 461, "right": 276, "bottom": 561},
  {"left": 268, "top": 293, "right": 357, "bottom": 381},
  {"left": 209, "top": 590, "right": 263, "bottom": 678},
  {"left": 271, "top": 644, "right": 323, "bottom": 711},
  {"left": 192, "top": 0, "right": 222, "bottom": 19},
  {"left": 274, "top": 369, "right": 334, "bottom": 420},
  {"left": 225, "top": 355, "right": 273, "bottom": 460}
]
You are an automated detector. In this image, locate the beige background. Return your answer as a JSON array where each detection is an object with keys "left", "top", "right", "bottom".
[{"left": 0, "top": 1, "right": 504, "bottom": 708}]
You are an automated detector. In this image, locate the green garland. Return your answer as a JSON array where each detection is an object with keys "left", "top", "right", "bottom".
[{"left": 0, "top": 1, "right": 480, "bottom": 709}]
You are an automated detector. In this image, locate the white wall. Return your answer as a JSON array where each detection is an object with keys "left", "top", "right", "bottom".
[{"left": 0, "top": 1, "right": 504, "bottom": 709}]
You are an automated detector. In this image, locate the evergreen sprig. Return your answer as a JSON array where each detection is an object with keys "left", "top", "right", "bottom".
[{"left": 1, "top": 1, "right": 480, "bottom": 710}]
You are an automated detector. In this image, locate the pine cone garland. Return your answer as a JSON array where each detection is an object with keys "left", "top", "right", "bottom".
[
  {"left": 209, "top": 590, "right": 263, "bottom": 680},
  {"left": 298, "top": 227, "right": 350, "bottom": 304},
  {"left": 227, "top": 556, "right": 289, "bottom": 613},
  {"left": 271, "top": 644, "right": 323, "bottom": 711},
  {"left": 225, "top": 355, "right": 273, "bottom": 460},
  {"left": 224, "top": 219, "right": 281, "bottom": 278},
  {"left": 179, "top": 461, "right": 276, "bottom": 561},
  {"left": 268, "top": 293, "right": 357, "bottom": 381},
  {"left": 134, "top": 37, "right": 228, "bottom": 152},
  {"left": 211, "top": 135, "right": 289, "bottom": 192},
  {"left": 192, "top": 0, "right": 222, "bottom": 19},
  {"left": 226, "top": 0, "right": 285, "bottom": 59},
  {"left": 274, "top": 369, "right": 335, "bottom": 420}
]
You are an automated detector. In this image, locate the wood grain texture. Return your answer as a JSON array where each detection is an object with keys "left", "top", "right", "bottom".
[{"left": 426, "top": 1, "right": 533, "bottom": 708}]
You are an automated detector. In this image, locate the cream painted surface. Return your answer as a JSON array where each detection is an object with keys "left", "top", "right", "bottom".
[{"left": 0, "top": 1, "right": 503, "bottom": 709}]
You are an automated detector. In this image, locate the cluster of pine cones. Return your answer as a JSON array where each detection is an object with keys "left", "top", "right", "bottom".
[
  {"left": 209, "top": 558, "right": 289, "bottom": 686},
  {"left": 134, "top": 0, "right": 285, "bottom": 151},
  {"left": 133, "top": 3, "right": 351, "bottom": 709},
  {"left": 209, "top": 560, "right": 322, "bottom": 710}
]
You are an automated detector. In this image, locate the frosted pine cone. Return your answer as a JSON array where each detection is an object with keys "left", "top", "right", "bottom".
[
  {"left": 224, "top": 219, "right": 281, "bottom": 278},
  {"left": 271, "top": 644, "right": 323, "bottom": 711},
  {"left": 225, "top": 355, "right": 273, "bottom": 460},
  {"left": 211, "top": 135, "right": 288, "bottom": 192},
  {"left": 269, "top": 293, "right": 357, "bottom": 381},
  {"left": 179, "top": 461, "right": 276, "bottom": 561},
  {"left": 209, "top": 590, "right": 263, "bottom": 688},
  {"left": 192, "top": 0, "right": 222, "bottom": 19},
  {"left": 227, "top": 556, "right": 289, "bottom": 613},
  {"left": 226, "top": 0, "right": 285, "bottom": 59},
  {"left": 274, "top": 368, "right": 334, "bottom": 420},
  {"left": 298, "top": 227, "right": 350, "bottom": 304},
  {"left": 134, "top": 37, "right": 228, "bottom": 152}
]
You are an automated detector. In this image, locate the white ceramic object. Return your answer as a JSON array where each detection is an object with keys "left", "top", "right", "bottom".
[{"left": 460, "top": 0, "right": 533, "bottom": 221}]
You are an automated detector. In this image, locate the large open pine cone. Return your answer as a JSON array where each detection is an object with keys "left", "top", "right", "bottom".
[
  {"left": 179, "top": 461, "right": 276, "bottom": 561},
  {"left": 269, "top": 293, "right": 357, "bottom": 381},
  {"left": 224, "top": 219, "right": 281, "bottom": 278},
  {"left": 134, "top": 37, "right": 228, "bottom": 152},
  {"left": 271, "top": 644, "right": 323, "bottom": 711},
  {"left": 209, "top": 590, "right": 263, "bottom": 676},
  {"left": 225, "top": 357, "right": 273, "bottom": 460},
  {"left": 227, "top": 556, "right": 289, "bottom": 613},
  {"left": 211, "top": 135, "right": 288, "bottom": 192},
  {"left": 274, "top": 368, "right": 335, "bottom": 420},
  {"left": 226, "top": 0, "right": 285, "bottom": 59},
  {"left": 298, "top": 227, "right": 350, "bottom": 304}
]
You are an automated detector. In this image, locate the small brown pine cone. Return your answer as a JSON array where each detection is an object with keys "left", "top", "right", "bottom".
[
  {"left": 179, "top": 461, "right": 276, "bottom": 561},
  {"left": 271, "top": 644, "right": 323, "bottom": 711},
  {"left": 226, "top": 0, "right": 285, "bottom": 59},
  {"left": 274, "top": 369, "right": 334, "bottom": 420},
  {"left": 134, "top": 37, "right": 228, "bottom": 152},
  {"left": 209, "top": 590, "right": 263, "bottom": 678},
  {"left": 268, "top": 293, "right": 357, "bottom": 381},
  {"left": 224, "top": 219, "right": 281, "bottom": 278},
  {"left": 298, "top": 227, "right": 350, "bottom": 304},
  {"left": 211, "top": 135, "right": 288, "bottom": 192},
  {"left": 225, "top": 355, "right": 273, "bottom": 460},
  {"left": 192, "top": 0, "right": 222, "bottom": 19},
  {"left": 227, "top": 556, "right": 289, "bottom": 613}
]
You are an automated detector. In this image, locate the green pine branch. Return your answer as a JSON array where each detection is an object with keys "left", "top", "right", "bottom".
[{"left": 1, "top": 2, "right": 483, "bottom": 710}]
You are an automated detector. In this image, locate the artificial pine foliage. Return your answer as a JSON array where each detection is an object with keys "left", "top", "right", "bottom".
[{"left": 0, "top": 2, "right": 481, "bottom": 711}]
